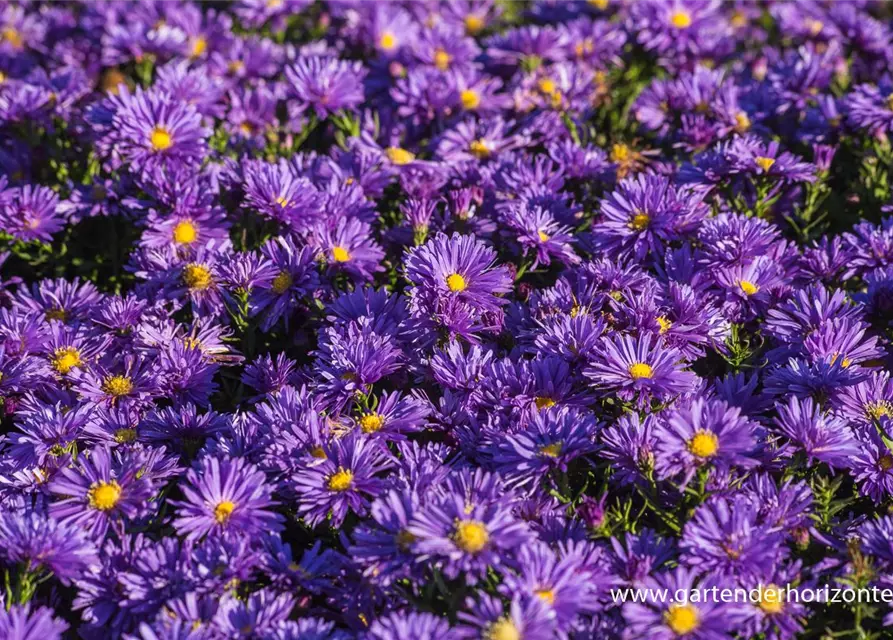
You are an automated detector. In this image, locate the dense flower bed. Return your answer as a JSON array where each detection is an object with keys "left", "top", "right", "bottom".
[{"left": 2, "top": 1, "right": 893, "bottom": 638}]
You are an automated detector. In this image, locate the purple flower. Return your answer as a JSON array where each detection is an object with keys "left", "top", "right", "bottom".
[
  {"left": 172, "top": 455, "right": 283, "bottom": 541},
  {"left": 622, "top": 566, "right": 747, "bottom": 640},
  {"left": 405, "top": 233, "right": 512, "bottom": 315},
  {"left": 0, "top": 605, "right": 68, "bottom": 640},
  {"left": 48, "top": 446, "right": 154, "bottom": 539},
  {"left": 291, "top": 433, "right": 392, "bottom": 527},
  {"left": 0, "top": 509, "right": 98, "bottom": 583},
  {"left": 286, "top": 56, "right": 367, "bottom": 119},
  {"left": 585, "top": 334, "right": 698, "bottom": 407},
  {"left": 409, "top": 470, "right": 533, "bottom": 582},
  {"left": 654, "top": 398, "right": 759, "bottom": 483},
  {"left": 493, "top": 406, "right": 599, "bottom": 484},
  {"left": 112, "top": 87, "right": 209, "bottom": 175},
  {"left": 0, "top": 184, "right": 63, "bottom": 243},
  {"left": 773, "top": 396, "right": 861, "bottom": 469},
  {"left": 680, "top": 495, "right": 786, "bottom": 580},
  {"left": 591, "top": 174, "right": 708, "bottom": 261}
]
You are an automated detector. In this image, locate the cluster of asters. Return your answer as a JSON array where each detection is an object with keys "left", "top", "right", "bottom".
[{"left": 3, "top": 0, "right": 893, "bottom": 639}]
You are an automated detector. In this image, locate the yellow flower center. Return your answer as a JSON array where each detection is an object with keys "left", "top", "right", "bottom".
[
  {"left": 537, "top": 230, "right": 550, "bottom": 242},
  {"left": 228, "top": 60, "right": 244, "bottom": 74},
  {"left": 52, "top": 346, "right": 82, "bottom": 374},
  {"left": 214, "top": 500, "right": 236, "bottom": 524},
  {"left": 665, "top": 603, "right": 699, "bottom": 634},
  {"left": 310, "top": 445, "right": 327, "bottom": 459},
  {"left": 190, "top": 36, "right": 207, "bottom": 58},
  {"left": 379, "top": 31, "right": 397, "bottom": 51},
  {"left": 879, "top": 455, "right": 893, "bottom": 471},
  {"left": 670, "top": 11, "right": 692, "bottom": 29},
  {"left": 460, "top": 89, "right": 480, "bottom": 110},
  {"left": 739, "top": 279, "right": 759, "bottom": 296},
  {"left": 88, "top": 481, "right": 122, "bottom": 511},
  {"left": 657, "top": 316, "right": 672, "bottom": 334},
  {"left": 540, "top": 442, "right": 563, "bottom": 458},
  {"left": 183, "top": 264, "right": 212, "bottom": 290},
  {"left": 1, "top": 27, "right": 23, "bottom": 49},
  {"left": 688, "top": 431, "right": 719, "bottom": 458},
  {"left": 332, "top": 246, "right": 351, "bottom": 263},
  {"left": 271, "top": 271, "right": 293, "bottom": 294},
  {"left": 735, "top": 111, "right": 751, "bottom": 132},
  {"left": 395, "top": 529, "right": 417, "bottom": 551},
  {"left": 446, "top": 273, "right": 467, "bottom": 292},
  {"left": 538, "top": 77, "right": 557, "bottom": 95},
  {"left": 114, "top": 428, "right": 137, "bottom": 444},
  {"left": 535, "top": 588, "right": 555, "bottom": 605},
  {"left": 173, "top": 220, "right": 197, "bottom": 244},
  {"left": 385, "top": 146, "right": 415, "bottom": 165},
  {"left": 754, "top": 156, "right": 775, "bottom": 172},
  {"left": 535, "top": 396, "right": 556, "bottom": 410},
  {"left": 806, "top": 18, "right": 824, "bottom": 36},
  {"left": 630, "top": 211, "right": 650, "bottom": 231},
  {"left": 102, "top": 375, "right": 134, "bottom": 398},
  {"left": 486, "top": 619, "right": 520, "bottom": 640},
  {"left": 464, "top": 14, "right": 485, "bottom": 35},
  {"left": 150, "top": 126, "right": 173, "bottom": 151},
  {"left": 628, "top": 362, "right": 654, "bottom": 380},
  {"left": 359, "top": 413, "right": 384, "bottom": 433},
  {"left": 45, "top": 308, "right": 67, "bottom": 322},
  {"left": 327, "top": 468, "right": 354, "bottom": 492},
  {"left": 588, "top": 0, "right": 609, "bottom": 9},
  {"left": 454, "top": 520, "right": 489, "bottom": 553},
  {"left": 867, "top": 402, "right": 892, "bottom": 421},
  {"left": 434, "top": 48, "right": 451, "bottom": 70},
  {"left": 757, "top": 584, "right": 785, "bottom": 615},
  {"left": 469, "top": 139, "right": 491, "bottom": 158},
  {"left": 611, "top": 143, "right": 630, "bottom": 162}
]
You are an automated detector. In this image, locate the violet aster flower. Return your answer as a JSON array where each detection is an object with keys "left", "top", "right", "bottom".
[
  {"left": 680, "top": 495, "right": 786, "bottom": 580},
  {"left": 773, "top": 396, "right": 861, "bottom": 469},
  {"left": 498, "top": 200, "right": 579, "bottom": 268},
  {"left": 629, "top": 0, "right": 732, "bottom": 69},
  {"left": 493, "top": 406, "right": 599, "bottom": 485},
  {"left": 365, "top": 611, "right": 458, "bottom": 640},
  {"left": 456, "top": 593, "right": 557, "bottom": 639},
  {"left": 112, "top": 87, "right": 209, "bottom": 175},
  {"left": 315, "top": 218, "right": 386, "bottom": 282},
  {"left": 0, "top": 184, "right": 63, "bottom": 243},
  {"left": 585, "top": 334, "right": 698, "bottom": 407},
  {"left": 0, "top": 509, "right": 98, "bottom": 583},
  {"left": 409, "top": 471, "right": 533, "bottom": 582},
  {"left": 242, "top": 160, "right": 322, "bottom": 233},
  {"left": 600, "top": 412, "right": 659, "bottom": 487},
  {"left": 348, "top": 489, "right": 420, "bottom": 586},
  {"left": 591, "top": 174, "right": 709, "bottom": 262},
  {"left": 72, "top": 355, "right": 158, "bottom": 409},
  {"left": 351, "top": 390, "right": 428, "bottom": 441},
  {"left": 48, "top": 446, "right": 154, "bottom": 538},
  {"left": 623, "top": 566, "right": 747, "bottom": 640},
  {"left": 291, "top": 432, "right": 392, "bottom": 527},
  {"left": 172, "top": 455, "right": 283, "bottom": 541},
  {"left": 723, "top": 136, "right": 817, "bottom": 184},
  {"left": 0, "top": 605, "right": 68, "bottom": 640},
  {"left": 405, "top": 233, "right": 512, "bottom": 315},
  {"left": 845, "top": 76, "right": 893, "bottom": 134},
  {"left": 654, "top": 397, "right": 759, "bottom": 483},
  {"left": 285, "top": 56, "right": 367, "bottom": 119},
  {"left": 251, "top": 236, "right": 319, "bottom": 331}
]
